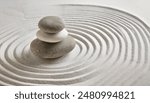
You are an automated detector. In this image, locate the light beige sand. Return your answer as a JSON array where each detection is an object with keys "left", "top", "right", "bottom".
[{"left": 0, "top": 4, "right": 150, "bottom": 85}]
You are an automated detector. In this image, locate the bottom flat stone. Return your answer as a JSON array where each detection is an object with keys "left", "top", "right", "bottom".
[{"left": 30, "top": 36, "right": 76, "bottom": 58}]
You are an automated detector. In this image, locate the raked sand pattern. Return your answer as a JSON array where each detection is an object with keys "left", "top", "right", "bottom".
[{"left": 0, "top": 4, "right": 150, "bottom": 85}]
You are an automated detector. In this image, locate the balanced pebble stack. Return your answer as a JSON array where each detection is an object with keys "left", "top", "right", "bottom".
[{"left": 30, "top": 16, "right": 76, "bottom": 58}]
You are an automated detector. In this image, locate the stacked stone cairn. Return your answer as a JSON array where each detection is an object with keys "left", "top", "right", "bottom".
[{"left": 30, "top": 16, "right": 76, "bottom": 58}]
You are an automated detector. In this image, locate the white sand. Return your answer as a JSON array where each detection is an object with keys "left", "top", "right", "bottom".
[{"left": 0, "top": 1, "right": 150, "bottom": 86}]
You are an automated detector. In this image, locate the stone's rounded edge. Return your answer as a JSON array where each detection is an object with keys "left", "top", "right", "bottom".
[
  {"left": 36, "top": 28, "right": 68, "bottom": 43},
  {"left": 38, "top": 16, "right": 65, "bottom": 33},
  {"left": 30, "top": 36, "right": 76, "bottom": 59},
  {"left": 30, "top": 39, "right": 45, "bottom": 58}
]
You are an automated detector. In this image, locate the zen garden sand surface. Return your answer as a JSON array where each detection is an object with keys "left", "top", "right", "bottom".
[{"left": 0, "top": 4, "right": 150, "bottom": 85}]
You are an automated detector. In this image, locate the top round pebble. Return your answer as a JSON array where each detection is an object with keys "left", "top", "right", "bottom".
[{"left": 38, "top": 16, "right": 65, "bottom": 33}]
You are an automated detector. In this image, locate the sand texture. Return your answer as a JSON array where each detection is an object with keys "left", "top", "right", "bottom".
[{"left": 0, "top": 4, "right": 150, "bottom": 85}]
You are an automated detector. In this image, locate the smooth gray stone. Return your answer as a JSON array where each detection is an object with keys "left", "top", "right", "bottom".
[
  {"left": 36, "top": 29, "right": 68, "bottom": 43},
  {"left": 38, "top": 16, "right": 65, "bottom": 33},
  {"left": 30, "top": 36, "right": 76, "bottom": 58}
]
